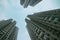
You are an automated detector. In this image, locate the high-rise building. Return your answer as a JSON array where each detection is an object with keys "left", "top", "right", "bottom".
[
  {"left": 25, "top": 9, "right": 60, "bottom": 40},
  {"left": 0, "top": 19, "right": 18, "bottom": 40},
  {"left": 20, "top": 0, "right": 42, "bottom": 8}
]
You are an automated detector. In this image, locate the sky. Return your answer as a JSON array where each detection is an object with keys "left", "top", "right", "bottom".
[{"left": 0, "top": 0, "right": 60, "bottom": 40}]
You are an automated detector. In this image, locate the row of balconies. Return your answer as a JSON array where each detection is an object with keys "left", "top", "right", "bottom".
[
  {"left": 0, "top": 24, "right": 15, "bottom": 40},
  {"left": 27, "top": 18, "right": 60, "bottom": 40},
  {"left": 31, "top": 20, "right": 58, "bottom": 40},
  {"left": 30, "top": 17, "right": 60, "bottom": 40},
  {"left": 32, "top": 17, "right": 60, "bottom": 38},
  {"left": 26, "top": 19, "right": 50, "bottom": 40},
  {"left": 0, "top": 19, "right": 12, "bottom": 38},
  {"left": 0, "top": 19, "right": 16, "bottom": 40}
]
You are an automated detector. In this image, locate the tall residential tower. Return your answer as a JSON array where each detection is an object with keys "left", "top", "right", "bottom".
[
  {"left": 0, "top": 19, "right": 18, "bottom": 40},
  {"left": 20, "top": 0, "right": 42, "bottom": 8},
  {"left": 25, "top": 9, "right": 60, "bottom": 40}
]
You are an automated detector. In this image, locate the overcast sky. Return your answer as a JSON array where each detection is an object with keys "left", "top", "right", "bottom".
[{"left": 0, "top": 0, "right": 60, "bottom": 40}]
